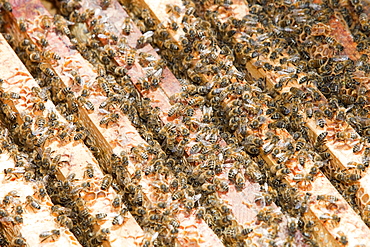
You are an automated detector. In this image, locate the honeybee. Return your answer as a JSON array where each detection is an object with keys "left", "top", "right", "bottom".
[
  {"left": 77, "top": 96, "right": 94, "bottom": 111},
  {"left": 234, "top": 173, "right": 245, "bottom": 191},
  {"left": 100, "top": 0, "right": 111, "bottom": 9},
  {"left": 2, "top": 190, "right": 19, "bottom": 206},
  {"left": 317, "top": 194, "right": 338, "bottom": 204},
  {"left": 54, "top": 14, "right": 71, "bottom": 36},
  {"left": 96, "top": 213, "right": 107, "bottom": 221},
  {"left": 97, "top": 76, "right": 110, "bottom": 96},
  {"left": 18, "top": 18, "right": 27, "bottom": 32},
  {"left": 34, "top": 116, "right": 46, "bottom": 130},
  {"left": 141, "top": 8, "right": 155, "bottom": 28},
  {"left": 112, "top": 195, "right": 122, "bottom": 208},
  {"left": 103, "top": 45, "right": 116, "bottom": 59},
  {"left": 39, "top": 15, "right": 52, "bottom": 29},
  {"left": 12, "top": 237, "right": 27, "bottom": 246},
  {"left": 314, "top": 110, "right": 326, "bottom": 128},
  {"left": 74, "top": 129, "right": 88, "bottom": 141},
  {"left": 24, "top": 170, "right": 35, "bottom": 182},
  {"left": 1, "top": 0, "right": 12, "bottom": 12},
  {"left": 353, "top": 142, "right": 363, "bottom": 154},
  {"left": 168, "top": 16, "right": 179, "bottom": 31},
  {"left": 359, "top": 12, "right": 369, "bottom": 31},
  {"left": 122, "top": 17, "right": 132, "bottom": 35},
  {"left": 34, "top": 182, "right": 47, "bottom": 200},
  {"left": 13, "top": 215, "right": 23, "bottom": 224},
  {"left": 114, "top": 66, "right": 127, "bottom": 76},
  {"left": 163, "top": 39, "right": 179, "bottom": 51},
  {"left": 138, "top": 52, "right": 157, "bottom": 66},
  {"left": 41, "top": 50, "right": 61, "bottom": 61},
  {"left": 95, "top": 64, "right": 106, "bottom": 77},
  {"left": 133, "top": 206, "right": 147, "bottom": 218},
  {"left": 319, "top": 213, "right": 341, "bottom": 224},
  {"left": 136, "top": 31, "right": 154, "bottom": 48},
  {"left": 188, "top": 96, "right": 205, "bottom": 107},
  {"left": 112, "top": 213, "right": 126, "bottom": 225},
  {"left": 136, "top": 77, "right": 151, "bottom": 90},
  {"left": 57, "top": 215, "right": 73, "bottom": 229},
  {"left": 334, "top": 168, "right": 361, "bottom": 183},
  {"left": 166, "top": 4, "right": 181, "bottom": 17},
  {"left": 324, "top": 36, "right": 343, "bottom": 51},
  {"left": 1, "top": 104, "right": 17, "bottom": 123},
  {"left": 4, "top": 167, "right": 25, "bottom": 179},
  {"left": 49, "top": 205, "right": 64, "bottom": 218},
  {"left": 214, "top": 178, "right": 229, "bottom": 192},
  {"left": 39, "top": 62, "right": 55, "bottom": 77},
  {"left": 14, "top": 203, "right": 24, "bottom": 215},
  {"left": 335, "top": 131, "right": 357, "bottom": 143},
  {"left": 112, "top": 207, "right": 128, "bottom": 225},
  {"left": 101, "top": 174, "right": 112, "bottom": 190},
  {"left": 192, "top": 206, "right": 205, "bottom": 221},
  {"left": 84, "top": 163, "right": 94, "bottom": 179},
  {"left": 25, "top": 195, "right": 41, "bottom": 212},
  {"left": 316, "top": 131, "right": 328, "bottom": 144},
  {"left": 336, "top": 231, "right": 348, "bottom": 245},
  {"left": 39, "top": 229, "right": 60, "bottom": 243},
  {"left": 29, "top": 51, "right": 41, "bottom": 62},
  {"left": 168, "top": 102, "right": 184, "bottom": 118},
  {"left": 346, "top": 161, "right": 366, "bottom": 172},
  {"left": 100, "top": 113, "right": 119, "bottom": 127},
  {"left": 292, "top": 173, "right": 314, "bottom": 187},
  {"left": 125, "top": 48, "right": 136, "bottom": 66},
  {"left": 172, "top": 189, "right": 185, "bottom": 201}
]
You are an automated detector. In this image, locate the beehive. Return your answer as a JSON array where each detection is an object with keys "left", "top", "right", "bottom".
[{"left": 0, "top": 0, "right": 370, "bottom": 246}]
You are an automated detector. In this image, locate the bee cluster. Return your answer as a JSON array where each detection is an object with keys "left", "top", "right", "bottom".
[
  {"left": 123, "top": 0, "right": 370, "bottom": 244},
  {"left": 0, "top": 125, "right": 65, "bottom": 245},
  {"left": 0, "top": 0, "right": 369, "bottom": 246}
]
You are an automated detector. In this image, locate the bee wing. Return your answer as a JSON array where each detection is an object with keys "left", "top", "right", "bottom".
[
  {"left": 193, "top": 194, "right": 202, "bottom": 202},
  {"left": 65, "top": 20, "right": 75, "bottom": 25},
  {"left": 144, "top": 55, "right": 157, "bottom": 62},
  {"left": 0, "top": 216, "right": 14, "bottom": 222},
  {"left": 12, "top": 167, "right": 26, "bottom": 174},
  {"left": 142, "top": 30, "right": 154, "bottom": 39},
  {"left": 98, "top": 109, "right": 111, "bottom": 115},
  {"left": 152, "top": 68, "right": 163, "bottom": 78},
  {"left": 40, "top": 230, "right": 53, "bottom": 237},
  {"left": 152, "top": 232, "right": 159, "bottom": 240},
  {"left": 142, "top": 66, "right": 155, "bottom": 76},
  {"left": 97, "top": 33, "right": 109, "bottom": 39}
]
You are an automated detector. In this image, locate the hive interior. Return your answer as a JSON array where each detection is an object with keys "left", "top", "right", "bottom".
[{"left": 0, "top": 0, "right": 370, "bottom": 246}]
